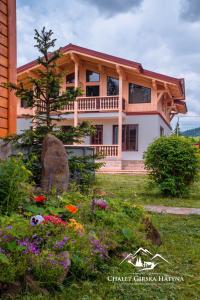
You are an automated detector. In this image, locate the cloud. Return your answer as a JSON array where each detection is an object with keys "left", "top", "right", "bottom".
[
  {"left": 16, "top": 0, "right": 200, "bottom": 130},
  {"left": 84, "top": 0, "right": 143, "bottom": 16},
  {"left": 181, "top": 0, "right": 200, "bottom": 22}
]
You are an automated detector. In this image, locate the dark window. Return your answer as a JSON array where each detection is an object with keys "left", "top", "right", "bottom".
[
  {"left": 62, "top": 125, "right": 72, "bottom": 132},
  {"left": 66, "top": 87, "right": 75, "bottom": 93},
  {"left": 129, "top": 83, "right": 151, "bottom": 103},
  {"left": 21, "top": 99, "right": 28, "bottom": 108},
  {"left": 86, "top": 85, "right": 99, "bottom": 97},
  {"left": 160, "top": 126, "right": 164, "bottom": 136},
  {"left": 113, "top": 124, "right": 138, "bottom": 151},
  {"left": 91, "top": 125, "right": 103, "bottom": 144},
  {"left": 66, "top": 73, "right": 75, "bottom": 84},
  {"left": 107, "top": 76, "right": 119, "bottom": 96},
  {"left": 86, "top": 70, "right": 100, "bottom": 82}
]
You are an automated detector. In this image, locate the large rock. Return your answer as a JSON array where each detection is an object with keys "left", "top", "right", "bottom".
[{"left": 41, "top": 134, "right": 69, "bottom": 193}]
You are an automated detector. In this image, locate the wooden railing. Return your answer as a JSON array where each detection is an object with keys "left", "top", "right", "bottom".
[
  {"left": 92, "top": 145, "right": 118, "bottom": 157},
  {"left": 77, "top": 96, "right": 119, "bottom": 111},
  {"left": 66, "top": 144, "right": 119, "bottom": 157},
  {"left": 36, "top": 96, "right": 125, "bottom": 113}
]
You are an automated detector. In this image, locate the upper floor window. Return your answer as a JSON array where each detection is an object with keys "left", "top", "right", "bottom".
[
  {"left": 129, "top": 83, "right": 151, "bottom": 104},
  {"left": 86, "top": 70, "right": 100, "bottom": 82},
  {"left": 66, "top": 73, "right": 75, "bottom": 84},
  {"left": 107, "top": 76, "right": 119, "bottom": 96}
]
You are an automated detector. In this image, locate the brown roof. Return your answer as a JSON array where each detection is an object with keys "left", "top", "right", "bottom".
[{"left": 17, "top": 43, "right": 185, "bottom": 99}]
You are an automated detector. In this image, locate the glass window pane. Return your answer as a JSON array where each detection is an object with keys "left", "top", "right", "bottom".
[
  {"left": 129, "top": 83, "right": 151, "bottom": 103},
  {"left": 86, "top": 86, "right": 99, "bottom": 97},
  {"left": 107, "top": 76, "right": 119, "bottom": 96},
  {"left": 86, "top": 70, "right": 100, "bottom": 82},
  {"left": 66, "top": 73, "right": 75, "bottom": 84}
]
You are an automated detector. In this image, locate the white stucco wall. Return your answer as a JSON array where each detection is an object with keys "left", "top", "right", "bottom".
[
  {"left": 17, "top": 114, "right": 171, "bottom": 161},
  {"left": 122, "top": 115, "right": 171, "bottom": 160},
  {"left": 17, "top": 118, "right": 32, "bottom": 134},
  {"left": 82, "top": 114, "right": 171, "bottom": 160}
]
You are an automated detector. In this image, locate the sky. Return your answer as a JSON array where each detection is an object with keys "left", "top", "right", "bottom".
[{"left": 16, "top": 0, "right": 200, "bottom": 130}]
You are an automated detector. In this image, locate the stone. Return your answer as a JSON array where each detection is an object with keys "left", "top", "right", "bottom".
[{"left": 41, "top": 134, "right": 69, "bottom": 193}]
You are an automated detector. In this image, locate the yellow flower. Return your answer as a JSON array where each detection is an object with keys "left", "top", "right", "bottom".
[{"left": 68, "top": 218, "right": 84, "bottom": 234}]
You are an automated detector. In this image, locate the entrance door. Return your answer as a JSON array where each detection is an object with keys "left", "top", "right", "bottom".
[{"left": 91, "top": 125, "right": 103, "bottom": 144}]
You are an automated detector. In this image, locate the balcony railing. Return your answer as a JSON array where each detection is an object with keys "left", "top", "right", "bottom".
[
  {"left": 36, "top": 96, "right": 125, "bottom": 113},
  {"left": 66, "top": 144, "right": 119, "bottom": 157}
]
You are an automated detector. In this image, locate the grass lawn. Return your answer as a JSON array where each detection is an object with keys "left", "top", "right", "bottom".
[{"left": 96, "top": 174, "right": 200, "bottom": 208}]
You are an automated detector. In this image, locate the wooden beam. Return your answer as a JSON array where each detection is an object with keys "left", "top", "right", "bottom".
[
  {"left": 70, "top": 52, "right": 79, "bottom": 64},
  {"left": 116, "top": 65, "right": 126, "bottom": 80}
]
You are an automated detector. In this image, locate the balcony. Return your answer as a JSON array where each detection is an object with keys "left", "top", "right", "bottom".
[{"left": 37, "top": 96, "right": 125, "bottom": 113}]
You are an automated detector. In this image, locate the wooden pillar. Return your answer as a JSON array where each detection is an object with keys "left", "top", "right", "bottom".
[
  {"left": 74, "top": 61, "right": 79, "bottom": 127},
  {"left": 70, "top": 52, "right": 79, "bottom": 127},
  {"left": 118, "top": 74, "right": 123, "bottom": 159}
]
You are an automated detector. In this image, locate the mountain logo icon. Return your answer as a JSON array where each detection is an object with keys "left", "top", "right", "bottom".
[{"left": 120, "top": 247, "right": 170, "bottom": 271}]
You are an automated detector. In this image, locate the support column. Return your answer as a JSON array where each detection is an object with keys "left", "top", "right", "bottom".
[
  {"left": 70, "top": 52, "right": 79, "bottom": 127},
  {"left": 118, "top": 74, "right": 123, "bottom": 160},
  {"left": 74, "top": 61, "right": 79, "bottom": 127}
]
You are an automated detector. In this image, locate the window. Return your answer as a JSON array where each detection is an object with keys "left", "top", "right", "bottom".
[
  {"left": 91, "top": 125, "right": 103, "bottom": 144},
  {"left": 66, "top": 87, "right": 75, "bottom": 93},
  {"left": 160, "top": 126, "right": 164, "bottom": 136},
  {"left": 86, "top": 70, "right": 100, "bottom": 82},
  {"left": 66, "top": 73, "right": 75, "bottom": 84},
  {"left": 21, "top": 99, "right": 28, "bottom": 108},
  {"left": 107, "top": 76, "right": 119, "bottom": 96},
  {"left": 86, "top": 85, "right": 99, "bottom": 97},
  {"left": 113, "top": 124, "right": 138, "bottom": 151},
  {"left": 129, "top": 83, "right": 151, "bottom": 103}
]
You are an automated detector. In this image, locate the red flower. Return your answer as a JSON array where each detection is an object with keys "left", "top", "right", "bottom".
[
  {"left": 65, "top": 205, "right": 78, "bottom": 214},
  {"left": 44, "top": 215, "right": 67, "bottom": 226},
  {"left": 34, "top": 195, "right": 47, "bottom": 203}
]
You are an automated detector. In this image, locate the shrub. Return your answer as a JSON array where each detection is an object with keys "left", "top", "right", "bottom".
[
  {"left": 144, "top": 135, "right": 199, "bottom": 196},
  {"left": 0, "top": 155, "right": 32, "bottom": 215}
]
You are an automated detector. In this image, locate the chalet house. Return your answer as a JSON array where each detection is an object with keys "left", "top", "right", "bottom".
[
  {"left": 17, "top": 44, "right": 187, "bottom": 172},
  {"left": 0, "top": 0, "right": 17, "bottom": 137}
]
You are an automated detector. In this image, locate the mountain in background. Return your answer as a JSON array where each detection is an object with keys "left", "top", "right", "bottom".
[{"left": 181, "top": 127, "right": 200, "bottom": 137}]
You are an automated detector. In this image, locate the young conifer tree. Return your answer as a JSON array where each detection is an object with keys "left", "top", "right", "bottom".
[{"left": 4, "top": 27, "right": 94, "bottom": 146}]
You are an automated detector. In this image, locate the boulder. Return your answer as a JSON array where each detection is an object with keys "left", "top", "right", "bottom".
[{"left": 41, "top": 134, "right": 69, "bottom": 193}]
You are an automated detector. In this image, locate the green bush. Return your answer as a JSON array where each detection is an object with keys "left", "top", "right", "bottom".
[
  {"left": 0, "top": 155, "right": 32, "bottom": 215},
  {"left": 144, "top": 135, "right": 199, "bottom": 197}
]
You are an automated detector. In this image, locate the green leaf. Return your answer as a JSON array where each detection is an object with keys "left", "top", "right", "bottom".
[
  {"left": 7, "top": 240, "right": 17, "bottom": 251},
  {"left": 0, "top": 253, "right": 9, "bottom": 265},
  {"left": 122, "top": 228, "right": 133, "bottom": 240}
]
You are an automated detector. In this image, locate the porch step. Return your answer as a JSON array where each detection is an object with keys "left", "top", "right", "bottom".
[
  {"left": 122, "top": 160, "right": 145, "bottom": 171},
  {"left": 97, "top": 169, "right": 147, "bottom": 175}
]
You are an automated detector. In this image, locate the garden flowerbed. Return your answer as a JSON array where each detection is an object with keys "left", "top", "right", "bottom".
[{"left": 0, "top": 187, "right": 154, "bottom": 298}]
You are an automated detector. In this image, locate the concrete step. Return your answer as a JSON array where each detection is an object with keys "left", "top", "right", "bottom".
[{"left": 97, "top": 169, "right": 147, "bottom": 175}]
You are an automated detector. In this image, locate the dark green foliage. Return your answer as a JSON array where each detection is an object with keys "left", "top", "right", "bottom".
[
  {"left": 144, "top": 135, "right": 200, "bottom": 196},
  {"left": 0, "top": 155, "right": 32, "bottom": 215}
]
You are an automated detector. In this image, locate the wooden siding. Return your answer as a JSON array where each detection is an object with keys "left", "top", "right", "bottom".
[{"left": 0, "top": 0, "right": 16, "bottom": 137}]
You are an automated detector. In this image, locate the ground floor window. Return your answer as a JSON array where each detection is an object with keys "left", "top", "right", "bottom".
[
  {"left": 91, "top": 125, "right": 103, "bottom": 144},
  {"left": 113, "top": 124, "right": 138, "bottom": 151}
]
